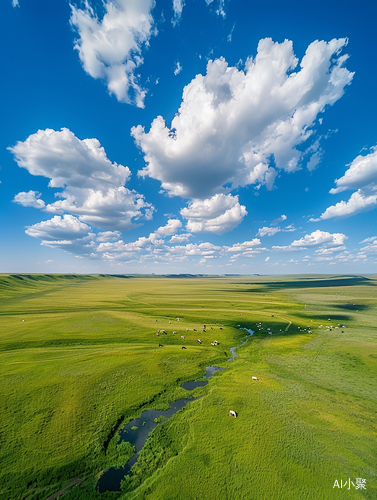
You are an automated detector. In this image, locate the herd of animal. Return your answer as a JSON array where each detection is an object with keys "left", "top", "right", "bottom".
[
  {"left": 154, "top": 317, "right": 263, "bottom": 421},
  {"left": 155, "top": 321, "right": 224, "bottom": 350},
  {"left": 154, "top": 315, "right": 349, "bottom": 422}
]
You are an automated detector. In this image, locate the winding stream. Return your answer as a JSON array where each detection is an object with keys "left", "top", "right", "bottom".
[
  {"left": 97, "top": 329, "right": 254, "bottom": 493},
  {"left": 229, "top": 328, "right": 254, "bottom": 360}
]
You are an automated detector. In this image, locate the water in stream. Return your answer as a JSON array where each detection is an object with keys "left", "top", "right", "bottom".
[{"left": 98, "top": 329, "right": 253, "bottom": 492}]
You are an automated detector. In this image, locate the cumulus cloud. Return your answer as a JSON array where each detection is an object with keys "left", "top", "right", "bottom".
[
  {"left": 273, "top": 229, "right": 347, "bottom": 251},
  {"left": 12, "top": 0, "right": 19, "bottom": 7},
  {"left": 311, "top": 190, "right": 377, "bottom": 221},
  {"left": 25, "top": 215, "right": 97, "bottom": 256},
  {"left": 9, "top": 128, "right": 153, "bottom": 231},
  {"left": 180, "top": 194, "right": 247, "bottom": 234},
  {"left": 257, "top": 219, "right": 296, "bottom": 237},
  {"left": 97, "top": 219, "right": 182, "bottom": 255},
  {"left": 13, "top": 191, "right": 45, "bottom": 209},
  {"left": 132, "top": 38, "right": 353, "bottom": 199},
  {"left": 314, "top": 245, "right": 346, "bottom": 255},
  {"left": 26, "top": 214, "right": 92, "bottom": 240},
  {"left": 226, "top": 239, "right": 261, "bottom": 253},
  {"left": 169, "top": 233, "right": 192, "bottom": 243},
  {"left": 174, "top": 61, "right": 183, "bottom": 76},
  {"left": 359, "top": 240, "right": 377, "bottom": 254},
  {"left": 96, "top": 231, "right": 121, "bottom": 242},
  {"left": 155, "top": 218, "right": 182, "bottom": 236},
  {"left": 172, "top": 0, "right": 185, "bottom": 26},
  {"left": 312, "top": 147, "right": 377, "bottom": 220},
  {"left": 330, "top": 147, "right": 377, "bottom": 194},
  {"left": 70, "top": 0, "right": 155, "bottom": 107}
]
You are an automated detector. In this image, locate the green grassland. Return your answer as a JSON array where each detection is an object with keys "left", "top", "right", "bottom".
[{"left": 0, "top": 274, "right": 376, "bottom": 499}]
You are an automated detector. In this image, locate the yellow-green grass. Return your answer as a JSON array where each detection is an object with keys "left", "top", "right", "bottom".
[{"left": 0, "top": 274, "right": 376, "bottom": 499}]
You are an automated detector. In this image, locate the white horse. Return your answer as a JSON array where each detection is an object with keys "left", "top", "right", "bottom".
[{"left": 229, "top": 410, "right": 237, "bottom": 418}]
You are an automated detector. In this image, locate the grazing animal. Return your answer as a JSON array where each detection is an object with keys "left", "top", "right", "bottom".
[
  {"left": 159, "top": 344, "right": 163, "bottom": 347},
  {"left": 181, "top": 335, "right": 185, "bottom": 339},
  {"left": 211, "top": 327, "right": 213, "bottom": 330},
  {"left": 182, "top": 346, "right": 187, "bottom": 349},
  {"left": 156, "top": 333, "right": 160, "bottom": 336},
  {"left": 220, "top": 327, "right": 223, "bottom": 330},
  {"left": 203, "top": 329, "right": 206, "bottom": 332},
  {"left": 211, "top": 343, "right": 215, "bottom": 346},
  {"left": 197, "top": 339, "right": 203, "bottom": 344},
  {"left": 229, "top": 410, "right": 237, "bottom": 418},
  {"left": 194, "top": 329, "right": 197, "bottom": 332},
  {"left": 252, "top": 376, "right": 259, "bottom": 381}
]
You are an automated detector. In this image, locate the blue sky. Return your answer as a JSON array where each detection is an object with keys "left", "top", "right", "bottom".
[{"left": 1, "top": 0, "right": 377, "bottom": 274}]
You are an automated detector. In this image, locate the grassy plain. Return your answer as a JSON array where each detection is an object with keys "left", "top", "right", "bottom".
[{"left": 0, "top": 274, "right": 376, "bottom": 499}]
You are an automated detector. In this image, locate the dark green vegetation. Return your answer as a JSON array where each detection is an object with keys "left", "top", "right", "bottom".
[{"left": 0, "top": 274, "right": 376, "bottom": 499}]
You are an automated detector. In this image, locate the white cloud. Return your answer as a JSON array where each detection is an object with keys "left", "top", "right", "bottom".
[
  {"left": 24, "top": 216, "right": 97, "bottom": 258},
  {"left": 180, "top": 194, "right": 247, "bottom": 234},
  {"left": 311, "top": 190, "right": 377, "bottom": 221},
  {"left": 155, "top": 218, "right": 182, "bottom": 236},
  {"left": 169, "top": 233, "right": 192, "bottom": 243},
  {"left": 314, "top": 245, "right": 346, "bottom": 255},
  {"left": 359, "top": 241, "right": 377, "bottom": 254},
  {"left": 97, "top": 219, "right": 181, "bottom": 255},
  {"left": 257, "top": 226, "right": 280, "bottom": 237},
  {"left": 359, "top": 236, "right": 377, "bottom": 244},
  {"left": 265, "top": 256, "right": 270, "bottom": 262},
  {"left": 26, "top": 215, "right": 91, "bottom": 240},
  {"left": 169, "top": 242, "right": 220, "bottom": 256},
  {"left": 330, "top": 147, "right": 377, "bottom": 194},
  {"left": 13, "top": 191, "right": 45, "bottom": 209},
  {"left": 205, "top": 0, "right": 226, "bottom": 17},
  {"left": 313, "top": 146, "right": 377, "bottom": 220},
  {"left": 271, "top": 214, "right": 287, "bottom": 225},
  {"left": 226, "top": 239, "right": 261, "bottom": 253},
  {"left": 132, "top": 38, "right": 353, "bottom": 199},
  {"left": 273, "top": 230, "right": 347, "bottom": 251},
  {"left": 227, "top": 23, "right": 235, "bottom": 43},
  {"left": 70, "top": 0, "right": 155, "bottom": 107},
  {"left": 306, "top": 151, "right": 322, "bottom": 171},
  {"left": 12, "top": 0, "right": 19, "bottom": 7},
  {"left": 96, "top": 231, "right": 121, "bottom": 242},
  {"left": 174, "top": 61, "right": 183, "bottom": 76},
  {"left": 257, "top": 219, "right": 296, "bottom": 237},
  {"left": 172, "top": 0, "right": 185, "bottom": 26},
  {"left": 9, "top": 128, "right": 153, "bottom": 231}
]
